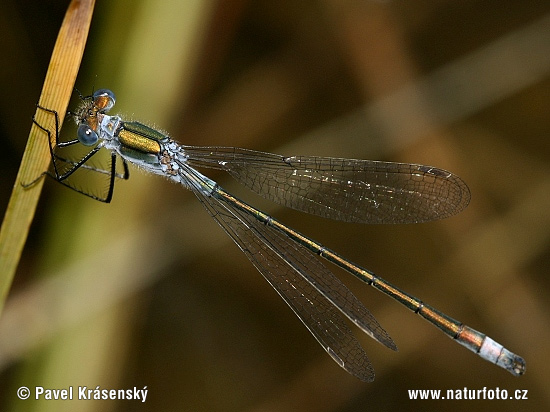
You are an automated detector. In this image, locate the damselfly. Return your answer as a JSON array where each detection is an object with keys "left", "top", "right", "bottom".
[{"left": 31, "top": 89, "right": 525, "bottom": 381}]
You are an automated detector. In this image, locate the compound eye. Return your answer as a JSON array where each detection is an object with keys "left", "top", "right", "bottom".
[
  {"left": 92, "top": 89, "right": 116, "bottom": 112},
  {"left": 77, "top": 124, "right": 99, "bottom": 146}
]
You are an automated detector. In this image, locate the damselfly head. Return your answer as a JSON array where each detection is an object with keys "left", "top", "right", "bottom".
[
  {"left": 71, "top": 89, "right": 116, "bottom": 144},
  {"left": 91, "top": 89, "right": 116, "bottom": 112}
]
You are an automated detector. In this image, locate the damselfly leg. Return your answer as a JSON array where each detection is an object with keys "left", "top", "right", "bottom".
[{"left": 31, "top": 103, "right": 129, "bottom": 202}]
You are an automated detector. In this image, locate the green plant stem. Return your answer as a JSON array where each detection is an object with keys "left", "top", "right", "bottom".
[{"left": 0, "top": 0, "right": 96, "bottom": 315}]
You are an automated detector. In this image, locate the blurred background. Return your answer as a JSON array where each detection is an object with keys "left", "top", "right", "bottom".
[{"left": 0, "top": 0, "right": 549, "bottom": 411}]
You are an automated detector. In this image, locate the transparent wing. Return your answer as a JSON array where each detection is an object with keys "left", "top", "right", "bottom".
[
  {"left": 182, "top": 166, "right": 395, "bottom": 381},
  {"left": 183, "top": 146, "right": 470, "bottom": 224}
]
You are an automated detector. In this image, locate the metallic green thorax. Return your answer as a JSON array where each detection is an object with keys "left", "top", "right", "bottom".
[{"left": 118, "top": 121, "right": 166, "bottom": 154}]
